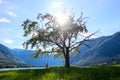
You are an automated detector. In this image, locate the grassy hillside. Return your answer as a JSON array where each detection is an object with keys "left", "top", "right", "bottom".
[{"left": 0, "top": 66, "right": 120, "bottom": 80}]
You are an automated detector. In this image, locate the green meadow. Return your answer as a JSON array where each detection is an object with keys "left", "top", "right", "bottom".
[{"left": 0, "top": 66, "right": 120, "bottom": 80}]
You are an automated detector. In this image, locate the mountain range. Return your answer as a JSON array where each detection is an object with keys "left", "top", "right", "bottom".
[
  {"left": 0, "top": 44, "right": 29, "bottom": 68},
  {"left": 11, "top": 49, "right": 63, "bottom": 66},
  {"left": 71, "top": 31, "right": 120, "bottom": 66},
  {"left": 0, "top": 31, "right": 120, "bottom": 67}
]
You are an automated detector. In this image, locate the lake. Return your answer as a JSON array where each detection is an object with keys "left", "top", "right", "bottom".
[{"left": 0, "top": 67, "right": 45, "bottom": 71}]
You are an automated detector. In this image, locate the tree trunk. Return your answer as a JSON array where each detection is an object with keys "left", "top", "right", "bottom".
[{"left": 65, "top": 48, "right": 70, "bottom": 67}]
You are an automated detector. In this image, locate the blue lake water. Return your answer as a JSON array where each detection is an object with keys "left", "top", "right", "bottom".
[{"left": 0, "top": 67, "right": 45, "bottom": 71}]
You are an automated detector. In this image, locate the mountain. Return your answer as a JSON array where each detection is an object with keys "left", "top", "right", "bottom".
[
  {"left": 11, "top": 49, "right": 63, "bottom": 66},
  {"left": 72, "top": 31, "right": 120, "bottom": 66},
  {"left": 1, "top": 31, "right": 120, "bottom": 67},
  {"left": 0, "top": 44, "right": 29, "bottom": 68}
]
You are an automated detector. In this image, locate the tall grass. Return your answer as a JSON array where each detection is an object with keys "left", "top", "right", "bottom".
[{"left": 0, "top": 66, "right": 120, "bottom": 80}]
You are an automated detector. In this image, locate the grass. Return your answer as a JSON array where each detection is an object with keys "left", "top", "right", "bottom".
[{"left": 0, "top": 66, "right": 120, "bottom": 80}]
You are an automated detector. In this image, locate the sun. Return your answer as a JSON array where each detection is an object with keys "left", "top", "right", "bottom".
[{"left": 55, "top": 12, "right": 68, "bottom": 25}]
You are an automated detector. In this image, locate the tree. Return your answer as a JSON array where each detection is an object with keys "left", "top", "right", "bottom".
[{"left": 22, "top": 11, "right": 94, "bottom": 67}]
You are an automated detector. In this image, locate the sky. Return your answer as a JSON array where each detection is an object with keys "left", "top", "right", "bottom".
[{"left": 0, "top": 0, "right": 120, "bottom": 49}]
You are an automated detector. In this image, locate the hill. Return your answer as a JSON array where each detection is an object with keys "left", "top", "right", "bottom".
[
  {"left": 0, "top": 31, "right": 120, "bottom": 67},
  {"left": 0, "top": 44, "right": 29, "bottom": 68},
  {"left": 72, "top": 31, "right": 120, "bottom": 66}
]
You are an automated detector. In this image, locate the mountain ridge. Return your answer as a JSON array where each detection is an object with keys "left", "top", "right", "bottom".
[
  {"left": 73, "top": 31, "right": 120, "bottom": 66},
  {"left": 0, "top": 43, "right": 30, "bottom": 68},
  {"left": 0, "top": 31, "right": 120, "bottom": 67},
  {"left": 11, "top": 49, "right": 63, "bottom": 66}
]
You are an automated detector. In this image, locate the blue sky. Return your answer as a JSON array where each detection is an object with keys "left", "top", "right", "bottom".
[{"left": 0, "top": 0, "right": 120, "bottom": 49}]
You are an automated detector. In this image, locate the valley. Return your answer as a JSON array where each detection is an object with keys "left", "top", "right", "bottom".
[{"left": 0, "top": 31, "right": 120, "bottom": 68}]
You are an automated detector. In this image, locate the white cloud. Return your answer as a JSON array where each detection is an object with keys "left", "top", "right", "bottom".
[
  {"left": 0, "top": 0, "right": 8, "bottom": 5},
  {"left": 0, "top": 17, "right": 10, "bottom": 23},
  {"left": 8, "top": 11, "right": 16, "bottom": 17},
  {"left": 0, "top": 0, "right": 3, "bottom": 5},
  {"left": 79, "top": 32, "right": 97, "bottom": 38},
  {"left": 50, "top": 2, "right": 63, "bottom": 9},
  {"left": 3, "top": 39, "right": 14, "bottom": 44}
]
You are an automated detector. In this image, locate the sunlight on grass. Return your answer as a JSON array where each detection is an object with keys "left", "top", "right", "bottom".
[
  {"left": 0, "top": 66, "right": 120, "bottom": 80},
  {"left": 41, "top": 72, "right": 57, "bottom": 80}
]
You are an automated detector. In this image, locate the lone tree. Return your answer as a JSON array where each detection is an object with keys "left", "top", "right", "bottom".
[{"left": 22, "top": 11, "right": 94, "bottom": 67}]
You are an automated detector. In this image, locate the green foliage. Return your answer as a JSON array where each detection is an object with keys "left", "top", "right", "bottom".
[
  {"left": 22, "top": 11, "right": 93, "bottom": 67},
  {"left": 0, "top": 66, "right": 120, "bottom": 80}
]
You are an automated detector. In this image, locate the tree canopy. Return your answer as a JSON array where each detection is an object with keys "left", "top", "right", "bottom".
[{"left": 22, "top": 11, "right": 94, "bottom": 67}]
